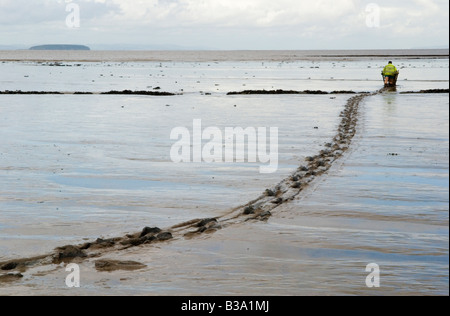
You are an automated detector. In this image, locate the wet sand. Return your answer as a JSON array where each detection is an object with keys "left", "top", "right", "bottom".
[
  {"left": 0, "top": 49, "right": 448, "bottom": 63},
  {"left": 1, "top": 89, "right": 448, "bottom": 295},
  {"left": 0, "top": 89, "right": 370, "bottom": 272},
  {"left": 0, "top": 52, "right": 448, "bottom": 295},
  {"left": 0, "top": 90, "right": 349, "bottom": 260}
]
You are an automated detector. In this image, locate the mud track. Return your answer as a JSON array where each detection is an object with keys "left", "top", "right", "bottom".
[
  {"left": 0, "top": 90, "right": 177, "bottom": 96},
  {"left": 0, "top": 88, "right": 395, "bottom": 280}
]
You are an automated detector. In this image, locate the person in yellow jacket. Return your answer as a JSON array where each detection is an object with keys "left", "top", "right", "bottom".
[{"left": 382, "top": 61, "right": 399, "bottom": 86}]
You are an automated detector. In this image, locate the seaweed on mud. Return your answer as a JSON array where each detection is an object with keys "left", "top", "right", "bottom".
[
  {"left": 0, "top": 90, "right": 63, "bottom": 95},
  {"left": 400, "top": 89, "right": 449, "bottom": 94},
  {"left": 101, "top": 90, "right": 176, "bottom": 96},
  {"left": 0, "top": 90, "right": 177, "bottom": 96},
  {"left": 226, "top": 89, "right": 361, "bottom": 95}
]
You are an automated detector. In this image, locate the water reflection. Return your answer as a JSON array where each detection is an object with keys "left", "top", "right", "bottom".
[{"left": 380, "top": 90, "right": 399, "bottom": 128}]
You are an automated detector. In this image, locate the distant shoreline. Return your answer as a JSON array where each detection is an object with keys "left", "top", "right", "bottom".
[
  {"left": 0, "top": 49, "right": 448, "bottom": 62},
  {"left": 29, "top": 44, "right": 90, "bottom": 51}
]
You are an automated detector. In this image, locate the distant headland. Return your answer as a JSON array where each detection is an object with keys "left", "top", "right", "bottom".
[{"left": 29, "top": 45, "right": 90, "bottom": 51}]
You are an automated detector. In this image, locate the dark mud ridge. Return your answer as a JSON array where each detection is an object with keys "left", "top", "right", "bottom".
[
  {"left": 101, "top": 90, "right": 177, "bottom": 96},
  {"left": 0, "top": 88, "right": 391, "bottom": 282},
  {"left": 0, "top": 90, "right": 64, "bottom": 95},
  {"left": 227, "top": 89, "right": 362, "bottom": 95},
  {"left": 0, "top": 90, "right": 177, "bottom": 96},
  {"left": 399, "top": 89, "right": 449, "bottom": 94}
]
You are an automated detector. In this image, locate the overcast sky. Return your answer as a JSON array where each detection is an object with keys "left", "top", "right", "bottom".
[{"left": 0, "top": 0, "right": 448, "bottom": 50}]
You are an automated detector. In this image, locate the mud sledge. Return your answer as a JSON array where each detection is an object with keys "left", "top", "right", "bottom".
[{"left": 383, "top": 73, "right": 399, "bottom": 88}]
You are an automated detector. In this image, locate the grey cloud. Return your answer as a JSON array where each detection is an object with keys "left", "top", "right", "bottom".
[
  {"left": 0, "top": 0, "right": 448, "bottom": 49},
  {"left": 0, "top": 0, "right": 120, "bottom": 25}
]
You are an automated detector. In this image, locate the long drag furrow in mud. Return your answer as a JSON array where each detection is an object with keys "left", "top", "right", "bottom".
[{"left": 0, "top": 91, "right": 380, "bottom": 280}]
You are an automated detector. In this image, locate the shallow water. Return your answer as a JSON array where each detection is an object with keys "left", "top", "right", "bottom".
[
  {"left": 0, "top": 49, "right": 448, "bottom": 62},
  {"left": 1, "top": 57, "right": 449, "bottom": 93},
  {"left": 0, "top": 92, "right": 347, "bottom": 260},
  {"left": 7, "top": 91, "right": 444, "bottom": 297},
  {"left": 0, "top": 51, "right": 448, "bottom": 295}
]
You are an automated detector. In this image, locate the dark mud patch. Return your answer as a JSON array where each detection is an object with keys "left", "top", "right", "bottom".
[
  {"left": 183, "top": 218, "right": 222, "bottom": 238},
  {"left": 0, "top": 90, "right": 64, "bottom": 95},
  {"left": 0, "top": 90, "right": 177, "bottom": 96},
  {"left": 227, "top": 89, "right": 361, "bottom": 95},
  {"left": 0, "top": 255, "right": 48, "bottom": 273},
  {"left": 1, "top": 262, "right": 18, "bottom": 271},
  {"left": 101, "top": 90, "right": 177, "bottom": 96},
  {"left": 0, "top": 273, "right": 23, "bottom": 283},
  {"left": 400, "top": 89, "right": 449, "bottom": 94},
  {"left": 95, "top": 260, "right": 146, "bottom": 272},
  {"left": 140, "top": 227, "right": 162, "bottom": 238},
  {"left": 53, "top": 245, "right": 87, "bottom": 263}
]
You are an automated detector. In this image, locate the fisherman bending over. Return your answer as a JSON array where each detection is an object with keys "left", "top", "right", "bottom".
[{"left": 382, "top": 61, "right": 399, "bottom": 86}]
